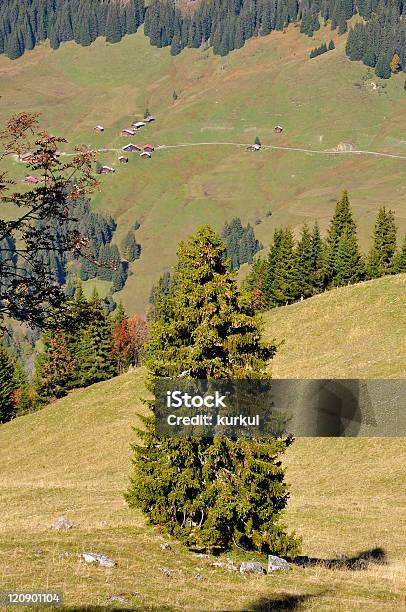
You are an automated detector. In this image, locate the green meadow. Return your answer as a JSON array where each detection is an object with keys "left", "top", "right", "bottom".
[{"left": 1, "top": 24, "right": 405, "bottom": 312}]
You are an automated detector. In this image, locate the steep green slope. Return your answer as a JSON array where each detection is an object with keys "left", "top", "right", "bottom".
[
  {"left": 264, "top": 273, "right": 406, "bottom": 379},
  {"left": 0, "top": 276, "right": 405, "bottom": 609},
  {"left": 1, "top": 25, "right": 405, "bottom": 314}
]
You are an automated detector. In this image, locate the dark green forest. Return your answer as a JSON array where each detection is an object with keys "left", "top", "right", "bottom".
[
  {"left": 0, "top": 0, "right": 145, "bottom": 59},
  {"left": 0, "top": 195, "right": 138, "bottom": 296},
  {"left": 0, "top": 0, "right": 404, "bottom": 79}
]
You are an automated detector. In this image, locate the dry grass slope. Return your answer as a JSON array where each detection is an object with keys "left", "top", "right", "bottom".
[
  {"left": 1, "top": 276, "right": 406, "bottom": 610},
  {"left": 263, "top": 274, "right": 406, "bottom": 379}
]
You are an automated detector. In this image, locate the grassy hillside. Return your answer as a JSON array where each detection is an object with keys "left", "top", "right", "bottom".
[
  {"left": 0, "top": 277, "right": 405, "bottom": 610},
  {"left": 264, "top": 274, "right": 406, "bottom": 379},
  {"left": 1, "top": 25, "right": 405, "bottom": 313}
]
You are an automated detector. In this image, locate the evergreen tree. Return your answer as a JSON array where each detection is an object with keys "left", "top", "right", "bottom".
[
  {"left": 111, "top": 262, "right": 128, "bottom": 292},
  {"left": 263, "top": 229, "right": 284, "bottom": 302},
  {"left": 0, "top": 342, "right": 17, "bottom": 423},
  {"left": 221, "top": 218, "right": 262, "bottom": 271},
  {"left": 324, "top": 191, "right": 357, "bottom": 286},
  {"left": 74, "top": 290, "right": 115, "bottom": 386},
  {"left": 346, "top": 24, "right": 365, "bottom": 61},
  {"left": 310, "top": 222, "right": 325, "bottom": 293},
  {"left": 270, "top": 228, "right": 298, "bottom": 305},
  {"left": 394, "top": 234, "right": 406, "bottom": 273},
  {"left": 242, "top": 257, "right": 269, "bottom": 310},
  {"left": 334, "top": 227, "right": 365, "bottom": 286},
  {"left": 366, "top": 207, "right": 397, "bottom": 278},
  {"left": 34, "top": 329, "right": 76, "bottom": 401},
  {"left": 105, "top": 3, "right": 122, "bottom": 44},
  {"left": 295, "top": 224, "right": 314, "bottom": 298},
  {"left": 126, "top": 226, "right": 301, "bottom": 556},
  {"left": 328, "top": 39, "right": 335, "bottom": 50},
  {"left": 6, "top": 31, "right": 23, "bottom": 59},
  {"left": 121, "top": 232, "right": 141, "bottom": 262},
  {"left": 375, "top": 50, "right": 392, "bottom": 79}
]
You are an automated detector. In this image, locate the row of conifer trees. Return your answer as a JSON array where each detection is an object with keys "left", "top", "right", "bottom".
[
  {"left": 0, "top": 285, "right": 148, "bottom": 423},
  {"left": 2, "top": 0, "right": 404, "bottom": 83},
  {"left": 244, "top": 191, "right": 406, "bottom": 310},
  {"left": 0, "top": 0, "right": 144, "bottom": 59}
]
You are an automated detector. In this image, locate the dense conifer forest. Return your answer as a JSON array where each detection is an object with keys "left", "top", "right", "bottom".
[
  {"left": 0, "top": 0, "right": 145, "bottom": 59},
  {"left": 1, "top": 195, "right": 135, "bottom": 295},
  {"left": 0, "top": 0, "right": 404, "bottom": 79}
]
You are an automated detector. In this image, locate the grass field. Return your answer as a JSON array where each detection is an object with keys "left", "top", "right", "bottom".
[
  {"left": 1, "top": 25, "right": 405, "bottom": 313},
  {"left": 263, "top": 274, "right": 406, "bottom": 378},
  {"left": 0, "top": 276, "right": 405, "bottom": 611}
]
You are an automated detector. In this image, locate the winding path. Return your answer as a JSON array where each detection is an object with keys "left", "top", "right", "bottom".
[
  {"left": 15, "top": 142, "right": 406, "bottom": 161},
  {"left": 65, "top": 141, "right": 406, "bottom": 161}
]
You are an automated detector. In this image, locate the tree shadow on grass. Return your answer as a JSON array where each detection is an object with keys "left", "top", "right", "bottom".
[
  {"left": 292, "top": 546, "right": 386, "bottom": 570},
  {"left": 64, "top": 598, "right": 317, "bottom": 612},
  {"left": 63, "top": 607, "right": 173, "bottom": 611},
  {"left": 249, "top": 593, "right": 320, "bottom": 611}
]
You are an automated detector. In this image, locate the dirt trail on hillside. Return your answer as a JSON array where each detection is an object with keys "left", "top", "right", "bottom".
[{"left": 57, "top": 142, "right": 406, "bottom": 161}]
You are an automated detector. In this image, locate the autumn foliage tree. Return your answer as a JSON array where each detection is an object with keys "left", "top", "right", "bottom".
[
  {"left": 111, "top": 313, "right": 148, "bottom": 372},
  {"left": 390, "top": 53, "right": 401, "bottom": 73},
  {"left": 0, "top": 113, "right": 98, "bottom": 328}
]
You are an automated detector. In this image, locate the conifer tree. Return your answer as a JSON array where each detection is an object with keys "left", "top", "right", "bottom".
[
  {"left": 334, "top": 227, "right": 365, "bottom": 286},
  {"left": 126, "top": 226, "right": 300, "bottom": 556},
  {"left": 366, "top": 207, "right": 397, "bottom": 278},
  {"left": 295, "top": 224, "right": 314, "bottom": 298},
  {"left": 310, "top": 222, "right": 325, "bottom": 293},
  {"left": 324, "top": 191, "right": 357, "bottom": 286},
  {"left": 105, "top": 3, "right": 122, "bottom": 44},
  {"left": 270, "top": 228, "right": 298, "bottom": 305},
  {"left": 74, "top": 290, "right": 115, "bottom": 386},
  {"left": 121, "top": 232, "right": 141, "bottom": 262},
  {"left": 263, "top": 229, "right": 284, "bottom": 302},
  {"left": 394, "top": 234, "right": 406, "bottom": 273},
  {"left": 375, "top": 50, "right": 392, "bottom": 79},
  {"left": 34, "top": 330, "right": 76, "bottom": 401},
  {"left": 243, "top": 257, "right": 269, "bottom": 310},
  {"left": 0, "top": 342, "right": 17, "bottom": 423}
]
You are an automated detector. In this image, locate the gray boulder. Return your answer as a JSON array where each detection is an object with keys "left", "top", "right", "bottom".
[
  {"left": 51, "top": 517, "right": 73, "bottom": 530},
  {"left": 159, "top": 567, "right": 172, "bottom": 578},
  {"left": 81, "top": 552, "right": 116, "bottom": 568},
  {"left": 239, "top": 561, "right": 265, "bottom": 574},
  {"left": 209, "top": 560, "right": 238, "bottom": 572},
  {"left": 267, "top": 555, "right": 290, "bottom": 572},
  {"left": 109, "top": 595, "right": 130, "bottom": 604},
  {"left": 160, "top": 542, "right": 172, "bottom": 550}
]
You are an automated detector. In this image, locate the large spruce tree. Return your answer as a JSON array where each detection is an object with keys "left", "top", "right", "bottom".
[{"left": 126, "top": 226, "right": 300, "bottom": 556}]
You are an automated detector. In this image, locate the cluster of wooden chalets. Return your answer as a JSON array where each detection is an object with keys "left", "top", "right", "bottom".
[{"left": 94, "top": 115, "right": 156, "bottom": 174}]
